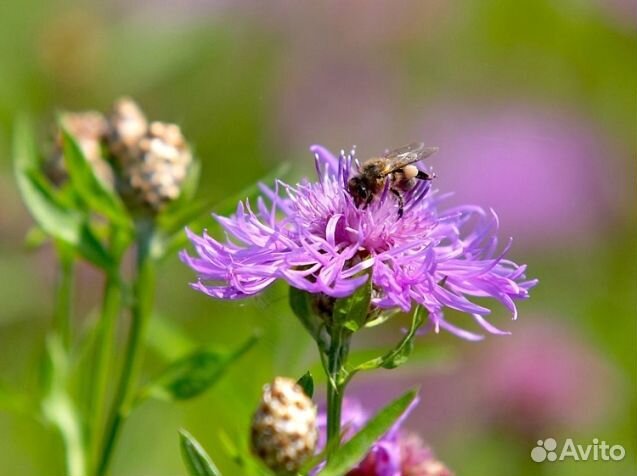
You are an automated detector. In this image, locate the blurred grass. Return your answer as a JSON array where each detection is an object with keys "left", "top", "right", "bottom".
[{"left": 0, "top": 0, "right": 635, "bottom": 475}]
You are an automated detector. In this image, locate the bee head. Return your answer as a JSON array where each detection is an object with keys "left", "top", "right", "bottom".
[{"left": 347, "top": 176, "right": 371, "bottom": 205}]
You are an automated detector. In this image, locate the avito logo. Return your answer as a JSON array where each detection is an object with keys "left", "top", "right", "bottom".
[{"left": 531, "top": 438, "right": 625, "bottom": 463}]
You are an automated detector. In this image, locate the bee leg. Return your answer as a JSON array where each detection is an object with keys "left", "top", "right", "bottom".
[
  {"left": 390, "top": 188, "right": 404, "bottom": 218},
  {"left": 416, "top": 170, "right": 432, "bottom": 180}
]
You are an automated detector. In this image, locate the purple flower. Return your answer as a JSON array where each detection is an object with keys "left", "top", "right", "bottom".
[
  {"left": 315, "top": 397, "right": 453, "bottom": 476},
  {"left": 181, "top": 145, "right": 536, "bottom": 340}
]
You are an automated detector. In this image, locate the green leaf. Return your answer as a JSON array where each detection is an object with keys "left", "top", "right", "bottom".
[
  {"left": 350, "top": 343, "right": 451, "bottom": 370},
  {"left": 13, "top": 115, "right": 40, "bottom": 170},
  {"left": 13, "top": 119, "right": 113, "bottom": 270},
  {"left": 319, "top": 389, "right": 418, "bottom": 476},
  {"left": 297, "top": 371, "right": 314, "bottom": 398},
  {"left": 380, "top": 306, "right": 426, "bottom": 369},
  {"left": 351, "top": 306, "right": 426, "bottom": 373},
  {"left": 139, "top": 333, "right": 259, "bottom": 402},
  {"left": 364, "top": 309, "right": 400, "bottom": 328},
  {"left": 179, "top": 429, "right": 222, "bottom": 476},
  {"left": 20, "top": 169, "right": 81, "bottom": 245},
  {"left": 76, "top": 223, "right": 115, "bottom": 271},
  {"left": 333, "top": 277, "right": 372, "bottom": 332},
  {"left": 14, "top": 120, "right": 81, "bottom": 244},
  {"left": 61, "top": 129, "right": 131, "bottom": 229},
  {"left": 308, "top": 344, "right": 453, "bottom": 383}
]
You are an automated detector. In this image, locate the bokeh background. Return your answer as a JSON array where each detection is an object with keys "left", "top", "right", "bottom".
[{"left": 0, "top": 1, "right": 635, "bottom": 475}]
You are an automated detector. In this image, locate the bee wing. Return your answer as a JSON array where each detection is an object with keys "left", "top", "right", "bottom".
[
  {"left": 384, "top": 142, "right": 426, "bottom": 159},
  {"left": 382, "top": 142, "right": 439, "bottom": 174}
]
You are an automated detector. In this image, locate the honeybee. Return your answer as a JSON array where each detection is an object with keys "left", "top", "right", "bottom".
[{"left": 347, "top": 142, "right": 438, "bottom": 218}]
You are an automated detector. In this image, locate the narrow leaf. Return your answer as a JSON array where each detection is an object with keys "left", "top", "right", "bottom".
[
  {"left": 297, "top": 371, "right": 314, "bottom": 398},
  {"left": 61, "top": 129, "right": 131, "bottom": 228},
  {"left": 76, "top": 223, "right": 116, "bottom": 270},
  {"left": 14, "top": 120, "right": 82, "bottom": 245},
  {"left": 13, "top": 119, "right": 113, "bottom": 269},
  {"left": 380, "top": 306, "right": 426, "bottom": 369},
  {"left": 319, "top": 389, "right": 419, "bottom": 476},
  {"left": 140, "top": 333, "right": 259, "bottom": 402},
  {"left": 179, "top": 429, "right": 221, "bottom": 476},
  {"left": 364, "top": 309, "right": 399, "bottom": 328},
  {"left": 13, "top": 115, "right": 40, "bottom": 170},
  {"left": 351, "top": 306, "right": 426, "bottom": 373}
]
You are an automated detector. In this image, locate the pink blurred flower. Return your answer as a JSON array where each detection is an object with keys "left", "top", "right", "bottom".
[
  {"left": 275, "top": 58, "right": 405, "bottom": 154},
  {"left": 471, "top": 317, "right": 621, "bottom": 437},
  {"left": 593, "top": 0, "right": 637, "bottom": 31},
  {"left": 226, "top": 1, "right": 451, "bottom": 49},
  {"left": 268, "top": 1, "right": 452, "bottom": 152},
  {"left": 419, "top": 104, "right": 626, "bottom": 247}
]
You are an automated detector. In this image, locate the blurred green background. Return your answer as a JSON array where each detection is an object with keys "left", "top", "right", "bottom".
[{"left": 0, "top": 0, "right": 635, "bottom": 475}]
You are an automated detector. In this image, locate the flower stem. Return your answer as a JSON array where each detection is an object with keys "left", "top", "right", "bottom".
[
  {"left": 325, "top": 327, "right": 351, "bottom": 460},
  {"left": 53, "top": 244, "right": 74, "bottom": 351},
  {"left": 88, "top": 227, "right": 128, "bottom": 473},
  {"left": 97, "top": 221, "right": 155, "bottom": 476}
]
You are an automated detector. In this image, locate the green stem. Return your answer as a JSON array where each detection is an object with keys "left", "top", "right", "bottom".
[
  {"left": 88, "top": 228, "right": 128, "bottom": 473},
  {"left": 325, "top": 327, "right": 351, "bottom": 460},
  {"left": 53, "top": 245, "right": 75, "bottom": 350},
  {"left": 97, "top": 221, "right": 155, "bottom": 476}
]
